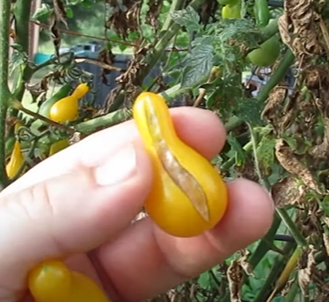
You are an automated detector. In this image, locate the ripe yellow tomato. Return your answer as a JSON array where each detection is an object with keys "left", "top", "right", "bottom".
[
  {"left": 72, "top": 83, "right": 89, "bottom": 99},
  {"left": 133, "top": 92, "right": 228, "bottom": 237},
  {"left": 49, "top": 96, "right": 79, "bottom": 123},
  {"left": 28, "top": 260, "right": 110, "bottom": 302},
  {"left": 49, "top": 83, "right": 90, "bottom": 123},
  {"left": 6, "top": 140, "right": 24, "bottom": 179}
]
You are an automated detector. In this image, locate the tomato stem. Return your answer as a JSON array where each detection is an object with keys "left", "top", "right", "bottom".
[
  {"left": 0, "top": 0, "right": 12, "bottom": 187},
  {"left": 12, "top": 0, "right": 33, "bottom": 102},
  {"left": 256, "top": 49, "right": 295, "bottom": 103},
  {"left": 75, "top": 108, "right": 131, "bottom": 134}
]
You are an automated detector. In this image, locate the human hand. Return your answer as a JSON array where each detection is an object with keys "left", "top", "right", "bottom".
[{"left": 0, "top": 107, "right": 274, "bottom": 302}]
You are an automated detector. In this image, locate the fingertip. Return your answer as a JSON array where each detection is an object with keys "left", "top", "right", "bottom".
[
  {"left": 170, "top": 107, "right": 226, "bottom": 159},
  {"left": 209, "top": 178, "right": 274, "bottom": 252}
]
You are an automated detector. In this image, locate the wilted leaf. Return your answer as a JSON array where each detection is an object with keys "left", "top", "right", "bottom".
[
  {"left": 298, "top": 245, "right": 316, "bottom": 297},
  {"left": 171, "top": 6, "right": 201, "bottom": 33},
  {"left": 53, "top": 0, "right": 68, "bottom": 28},
  {"left": 227, "top": 258, "right": 244, "bottom": 302},
  {"left": 145, "top": 0, "right": 163, "bottom": 30},
  {"left": 49, "top": 14, "right": 61, "bottom": 57},
  {"left": 237, "top": 249, "right": 254, "bottom": 277},
  {"left": 323, "top": 234, "right": 329, "bottom": 257},
  {"left": 275, "top": 139, "right": 323, "bottom": 194},
  {"left": 278, "top": 0, "right": 323, "bottom": 62},
  {"left": 271, "top": 176, "right": 306, "bottom": 208}
]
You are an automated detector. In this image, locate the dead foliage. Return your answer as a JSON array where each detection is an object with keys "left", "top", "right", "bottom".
[{"left": 278, "top": 0, "right": 325, "bottom": 63}]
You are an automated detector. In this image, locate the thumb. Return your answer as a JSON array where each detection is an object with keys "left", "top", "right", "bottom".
[{"left": 0, "top": 142, "right": 153, "bottom": 292}]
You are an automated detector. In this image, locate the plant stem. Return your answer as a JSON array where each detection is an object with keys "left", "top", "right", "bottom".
[
  {"left": 0, "top": 0, "right": 12, "bottom": 187},
  {"left": 141, "top": 0, "right": 205, "bottom": 79},
  {"left": 253, "top": 241, "right": 297, "bottom": 302},
  {"left": 256, "top": 49, "right": 295, "bottom": 103},
  {"left": 276, "top": 208, "right": 307, "bottom": 247},
  {"left": 162, "top": 0, "right": 184, "bottom": 31},
  {"left": 248, "top": 213, "right": 282, "bottom": 268},
  {"left": 248, "top": 123, "right": 269, "bottom": 188},
  {"left": 75, "top": 109, "right": 131, "bottom": 134},
  {"left": 261, "top": 19, "right": 279, "bottom": 40},
  {"left": 13, "top": 0, "right": 33, "bottom": 102}
]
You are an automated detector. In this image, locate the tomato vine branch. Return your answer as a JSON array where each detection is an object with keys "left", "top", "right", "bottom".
[
  {"left": 0, "top": 0, "right": 12, "bottom": 187},
  {"left": 256, "top": 49, "right": 295, "bottom": 103},
  {"left": 12, "top": 0, "right": 33, "bottom": 102}
]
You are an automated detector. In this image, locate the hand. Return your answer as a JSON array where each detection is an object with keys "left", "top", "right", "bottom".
[{"left": 0, "top": 107, "right": 274, "bottom": 302}]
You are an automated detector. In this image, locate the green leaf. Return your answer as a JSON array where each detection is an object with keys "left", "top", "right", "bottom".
[
  {"left": 65, "top": 7, "right": 74, "bottom": 18},
  {"left": 257, "top": 137, "right": 276, "bottom": 172},
  {"left": 9, "top": 45, "right": 28, "bottom": 76},
  {"left": 171, "top": 6, "right": 201, "bottom": 32},
  {"left": 181, "top": 37, "right": 214, "bottom": 88},
  {"left": 234, "top": 97, "right": 264, "bottom": 125},
  {"left": 227, "top": 132, "right": 245, "bottom": 166},
  {"left": 31, "top": 4, "right": 53, "bottom": 21}
]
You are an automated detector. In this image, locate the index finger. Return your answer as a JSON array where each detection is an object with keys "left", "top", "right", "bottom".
[{"left": 2, "top": 107, "right": 226, "bottom": 195}]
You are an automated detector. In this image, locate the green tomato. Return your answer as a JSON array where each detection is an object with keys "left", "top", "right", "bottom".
[
  {"left": 221, "top": 2, "right": 242, "bottom": 19},
  {"left": 247, "top": 36, "right": 281, "bottom": 67}
]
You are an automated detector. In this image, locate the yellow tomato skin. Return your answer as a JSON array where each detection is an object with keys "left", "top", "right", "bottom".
[
  {"left": 28, "top": 260, "right": 110, "bottom": 302},
  {"left": 49, "top": 96, "right": 79, "bottom": 123},
  {"left": 48, "top": 139, "right": 70, "bottom": 156},
  {"left": 72, "top": 83, "right": 89, "bottom": 99},
  {"left": 6, "top": 140, "right": 24, "bottom": 179},
  {"left": 132, "top": 92, "right": 228, "bottom": 237},
  {"left": 49, "top": 83, "right": 90, "bottom": 123}
]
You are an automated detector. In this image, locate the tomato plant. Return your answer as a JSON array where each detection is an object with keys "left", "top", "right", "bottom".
[{"left": 1, "top": 0, "right": 328, "bottom": 301}]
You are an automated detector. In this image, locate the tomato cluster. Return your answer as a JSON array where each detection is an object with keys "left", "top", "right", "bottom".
[{"left": 220, "top": 0, "right": 281, "bottom": 67}]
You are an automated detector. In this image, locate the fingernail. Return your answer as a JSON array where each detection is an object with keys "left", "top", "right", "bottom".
[{"left": 94, "top": 143, "right": 137, "bottom": 186}]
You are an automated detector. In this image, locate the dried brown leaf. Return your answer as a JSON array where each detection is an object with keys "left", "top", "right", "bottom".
[
  {"left": 298, "top": 245, "right": 316, "bottom": 297},
  {"left": 261, "top": 86, "right": 287, "bottom": 128},
  {"left": 227, "top": 259, "right": 244, "bottom": 302},
  {"left": 275, "top": 139, "right": 322, "bottom": 194},
  {"left": 271, "top": 176, "right": 306, "bottom": 207},
  {"left": 69, "top": 132, "right": 82, "bottom": 145},
  {"left": 49, "top": 14, "right": 61, "bottom": 57},
  {"left": 145, "top": 0, "right": 163, "bottom": 30},
  {"left": 237, "top": 249, "right": 255, "bottom": 277},
  {"left": 105, "top": 0, "right": 142, "bottom": 39},
  {"left": 53, "top": 0, "right": 68, "bottom": 29},
  {"left": 278, "top": 0, "right": 324, "bottom": 62},
  {"left": 280, "top": 278, "right": 296, "bottom": 296},
  {"left": 323, "top": 233, "right": 329, "bottom": 257},
  {"left": 310, "top": 117, "right": 329, "bottom": 158}
]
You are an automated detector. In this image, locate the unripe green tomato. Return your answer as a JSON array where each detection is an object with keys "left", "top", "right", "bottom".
[
  {"left": 221, "top": 2, "right": 242, "bottom": 19},
  {"left": 247, "top": 36, "right": 281, "bottom": 67}
]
